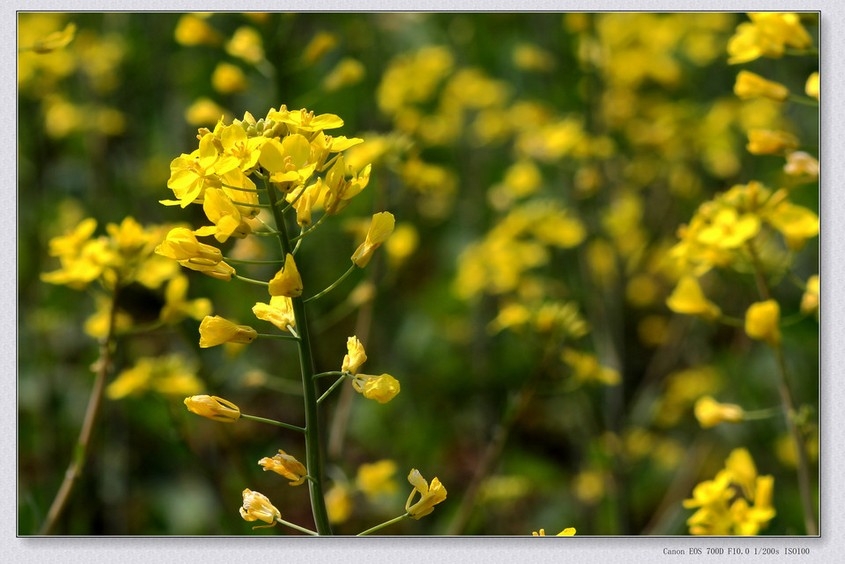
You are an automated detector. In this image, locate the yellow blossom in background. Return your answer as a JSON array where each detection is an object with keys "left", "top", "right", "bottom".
[
  {"left": 211, "top": 62, "right": 248, "bottom": 94},
  {"left": 512, "top": 42, "right": 555, "bottom": 72},
  {"left": 258, "top": 450, "right": 308, "bottom": 485},
  {"left": 356, "top": 460, "right": 399, "bottom": 499},
  {"left": 666, "top": 276, "right": 721, "bottom": 321},
  {"left": 239, "top": 489, "right": 280, "bottom": 525},
  {"left": 744, "top": 300, "right": 781, "bottom": 346},
  {"left": 696, "top": 207, "right": 760, "bottom": 249},
  {"left": 184, "top": 394, "right": 241, "bottom": 422},
  {"left": 352, "top": 373, "right": 401, "bottom": 404},
  {"left": 225, "top": 26, "right": 264, "bottom": 65},
  {"left": 184, "top": 97, "right": 229, "bottom": 126},
  {"left": 384, "top": 222, "right": 419, "bottom": 269},
  {"left": 683, "top": 447, "right": 775, "bottom": 535},
  {"left": 694, "top": 396, "right": 745, "bottom": 428},
  {"left": 302, "top": 31, "right": 338, "bottom": 65},
  {"left": 746, "top": 129, "right": 799, "bottom": 156},
  {"left": 325, "top": 483, "right": 353, "bottom": 525},
  {"left": 351, "top": 212, "right": 395, "bottom": 267},
  {"left": 323, "top": 57, "right": 365, "bottom": 91},
  {"left": 252, "top": 296, "right": 296, "bottom": 332},
  {"left": 198, "top": 315, "right": 257, "bottom": 347},
  {"left": 405, "top": 469, "right": 447, "bottom": 519},
  {"left": 159, "top": 274, "right": 213, "bottom": 324},
  {"left": 532, "top": 527, "right": 576, "bottom": 536},
  {"left": 801, "top": 275, "right": 819, "bottom": 317},
  {"left": 342, "top": 336, "right": 367, "bottom": 374},
  {"left": 174, "top": 14, "right": 221, "bottom": 47},
  {"left": 733, "top": 70, "right": 789, "bottom": 101},
  {"left": 783, "top": 151, "right": 819, "bottom": 180},
  {"left": 727, "top": 12, "right": 813, "bottom": 64},
  {"left": 805, "top": 71, "right": 819, "bottom": 100},
  {"left": 24, "top": 21, "right": 77, "bottom": 54},
  {"left": 562, "top": 348, "right": 620, "bottom": 386},
  {"left": 763, "top": 199, "right": 819, "bottom": 250},
  {"left": 573, "top": 469, "right": 605, "bottom": 505},
  {"left": 108, "top": 354, "right": 203, "bottom": 399},
  {"left": 268, "top": 253, "right": 303, "bottom": 297}
]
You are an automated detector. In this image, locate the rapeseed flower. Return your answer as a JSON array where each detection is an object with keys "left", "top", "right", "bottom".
[
  {"left": 184, "top": 394, "right": 241, "bottom": 422},
  {"left": 405, "top": 469, "right": 447, "bottom": 519},
  {"left": 258, "top": 450, "right": 308, "bottom": 485},
  {"left": 744, "top": 300, "right": 781, "bottom": 346},
  {"left": 198, "top": 315, "right": 257, "bottom": 347}
]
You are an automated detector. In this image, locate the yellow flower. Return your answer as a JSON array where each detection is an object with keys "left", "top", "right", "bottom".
[
  {"left": 746, "top": 129, "right": 799, "bottom": 156},
  {"left": 26, "top": 22, "right": 76, "bottom": 53},
  {"left": 211, "top": 62, "right": 247, "bottom": 94},
  {"left": 325, "top": 483, "right": 353, "bottom": 525},
  {"left": 405, "top": 469, "right": 447, "bottom": 519},
  {"left": 727, "top": 13, "right": 812, "bottom": 64},
  {"left": 801, "top": 275, "right": 819, "bottom": 317},
  {"left": 268, "top": 253, "right": 303, "bottom": 297},
  {"left": 744, "top": 300, "right": 781, "bottom": 346},
  {"left": 156, "top": 227, "right": 236, "bottom": 281},
  {"left": 322, "top": 57, "right": 366, "bottom": 91},
  {"left": 109, "top": 354, "right": 202, "bottom": 400},
  {"left": 532, "top": 527, "right": 576, "bottom": 536},
  {"left": 184, "top": 394, "right": 241, "bottom": 422},
  {"left": 252, "top": 296, "right": 296, "bottom": 332},
  {"left": 666, "top": 276, "right": 721, "bottom": 321},
  {"left": 764, "top": 200, "right": 819, "bottom": 250},
  {"left": 198, "top": 315, "right": 257, "bottom": 348},
  {"left": 159, "top": 274, "right": 213, "bottom": 324},
  {"left": 805, "top": 71, "right": 819, "bottom": 100},
  {"left": 239, "top": 489, "right": 280, "bottom": 525},
  {"left": 734, "top": 70, "right": 789, "bottom": 101},
  {"left": 694, "top": 396, "right": 745, "bottom": 428},
  {"left": 561, "top": 348, "right": 620, "bottom": 386},
  {"left": 258, "top": 450, "right": 308, "bottom": 486},
  {"left": 302, "top": 31, "right": 338, "bottom": 65},
  {"left": 351, "top": 212, "right": 396, "bottom": 268},
  {"left": 199, "top": 187, "right": 252, "bottom": 243},
  {"left": 783, "top": 151, "right": 819, "bottom": 179},
  {"left": 352, "top": 373, "right": 401, "bottom": 404},
  {"left": 356, "top": 460, "right": 399, "bottom": 499},
  {"left": 225, "top": 26, "right": 264, "bottom": 65},
  {"left": 341, "top": 336, "right": 367, "bottom": 375},
  {"left": 174, "top": 14, "right": 221, "bottom": 47}
]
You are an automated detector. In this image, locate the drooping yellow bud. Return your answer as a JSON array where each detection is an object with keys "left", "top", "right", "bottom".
[
  {"left": 198, "top": 315, "right": 257, "bottom": 347},
  {"left": 693, "top": 396, "right": 745, "bottom": 428},
  {"left": 184, "top": 394, "right": 241, "bottom": 422},
  {"left": 351, "top": 212, "right": 395, "bottom": 267},
  {"left": 341, "top": 336, "right": 367, "bottom": 374},
  {"left": 734, "top": 70, "right": 789, "bottom": 101},
  {"left": 405, "top": 469, "right": 447, "bottom": 519},
  {"left": 744, "top": 300, "right": 781, "bottom": 346},
  {"left": 352, "top": 373, "right": 400, "bottom": 404},
  {"left": 239, "top": 488, "right": 280, "bottom": 525},
  {"left": 666, "top": 276, "right": 721, "bottom": 321},
  {"left": 252, "top": 296, "right": 296, "bottom": 332},
  {"left": 258, "top": 450, "right": 308, "bottom": 486},
  {"left": 268, "top": 253, "right": 303, "bottom": 297}
]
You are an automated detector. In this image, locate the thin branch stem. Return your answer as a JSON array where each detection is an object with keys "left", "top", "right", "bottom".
[
  {"left": 235, "top": 274, "right": 270, "bottom": 287},
  {"left": 240, "top": 413, "right": 305, "bottom": 433},
  {"left": 317, "top": 375, "right": 348, "bottom": 404},
  {"left": 305, "top": 264, "right": 357, "bottom": 303},
  {"left": 357, "top": 513, "right": 410, "bottom": 536},
  {"left": 39, "top": 286, "right": 122, "bottom": 535},
  {"left": 276, "top": 517, "right": 319, "bottom": 536}
]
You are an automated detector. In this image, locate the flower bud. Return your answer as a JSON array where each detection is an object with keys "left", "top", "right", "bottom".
[{"left": 184, "top": 394, "right": 241, "bottom": 422}]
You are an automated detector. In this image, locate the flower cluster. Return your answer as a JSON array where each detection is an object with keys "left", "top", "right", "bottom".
[{"left": 683, "top": 448, "right": 775, "bottom": 535}]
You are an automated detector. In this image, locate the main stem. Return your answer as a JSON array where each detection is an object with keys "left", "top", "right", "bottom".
[{"left": 265, "top": 182, "right": 333, "bottom": 535}]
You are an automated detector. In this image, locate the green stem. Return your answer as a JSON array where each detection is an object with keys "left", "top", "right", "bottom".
[
  {"left": 235, "top": 274, "right": 270, "bottom": 287},
  {"left": 256, "top": 332, "right": 300, "bottom": 341},
  {"left": 276, "top": 517, "right": 319, "bottom": 536},
  {"left": 357, "top": 513, "right": 410, "bottom": 536},
  {"left": 788, "top": 94, "right": 819, "bottom": 108},
  {"left": 317, "top": 375, "right": 348, "bottom": 404},
  {"left": 224, "top": 257, "right": 284, "bottom": 265},
  {"left": 265, "top": 177, "right": 333, "bottom": 535},
  {"left": 305, "top": 264, "right": 357, "bottom": 303},
  {"left": 240, "top": 413, "right": 306, "bottom": 433}
]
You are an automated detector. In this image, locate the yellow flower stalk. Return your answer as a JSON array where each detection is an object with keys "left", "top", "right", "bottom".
[
  {"left": 341, "top": 336, "right": 367, "bottom": 374},
  {"left": 694, "top": 396, "right": 745, "bottom": 428},
  {"left": 733, "top": 70, "right": 789, "bottom": 101},
  {"left": 351, "top": 211, "right": 396, "bottom": 267},
  {"left": 198, "top": 315, "right": 257, "bottom": 347},
  {"left": 239, "top": 488, "right": 281, "bottom": 525},
  {"left": 666, "top": 276, "right": 721, "bottom": 321},
  {"left": 352, "top": 373, "right": 401, "bottom": 404},
  {"left": 744, "top": 300, "right": 781, "bottom": 346},
  {"left": 405, "top": 469, "right": 447, "bottom": 519},
  {"left": 258, "top": 449, "right": 308, "bottom": 485},
  {"left": 184, "top": 394, "right": 241, "bottom": 422},
  {"left": 268, "top": 253, "right": 303, "bottom": 297}
]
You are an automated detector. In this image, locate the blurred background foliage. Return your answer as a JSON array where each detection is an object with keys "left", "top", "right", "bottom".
[{"left": 18, "top": 12, "right": 818, "bottom": 535}]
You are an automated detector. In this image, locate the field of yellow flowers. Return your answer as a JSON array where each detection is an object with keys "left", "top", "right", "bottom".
[{"left": 18, "top": 12, "right": 819, "bottom": 537}]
